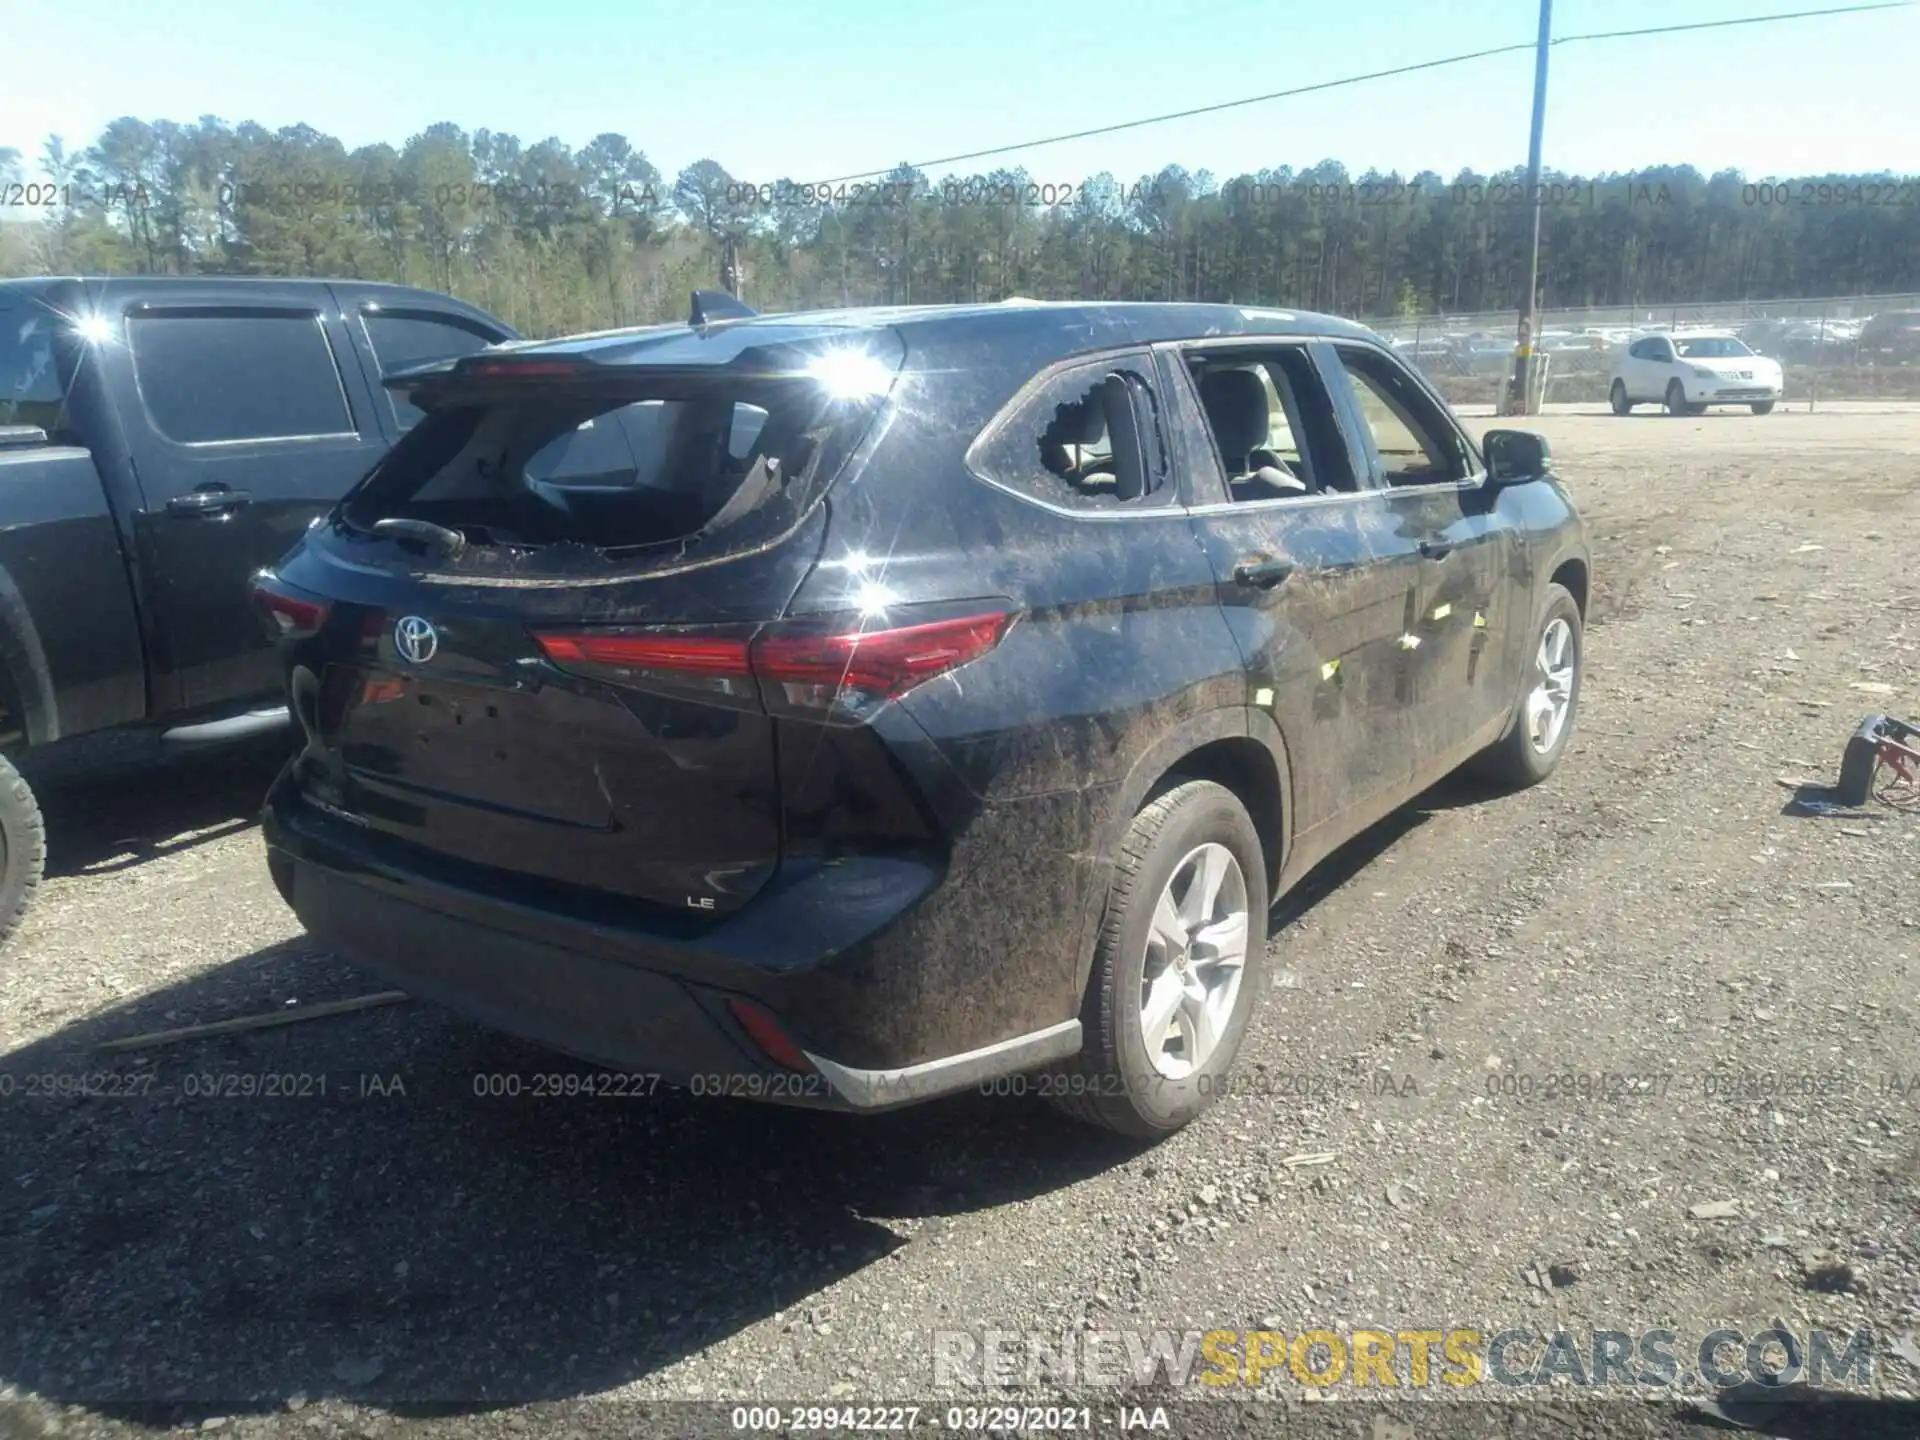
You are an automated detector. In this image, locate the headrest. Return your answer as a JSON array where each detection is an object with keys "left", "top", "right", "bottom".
[
  {"left": 1197, "top": 368, "right": 1270, "bottom": 461},
  {"left": 1039, "top": 394, "right": 1108, "bottom": 477}
]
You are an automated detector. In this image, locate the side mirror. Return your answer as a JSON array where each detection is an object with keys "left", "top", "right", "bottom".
[
  {"left": 0, "top": 425, "right": 49, "bottom": 451},
  {"left": 1483, "top": 429, "right": 1551, "bottom": 486}
]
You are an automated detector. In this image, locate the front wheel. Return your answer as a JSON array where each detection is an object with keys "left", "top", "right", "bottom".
[
  {"left": 1665, "top": 380, "right": 1689, "bottom": 416},
  {"left": 1609, "top": 379, "right": 1633, "bottom": 415},
  {"left": 1469, "top": 583, "right": 1583, "bottom": 791},
  {"left": 1048, "top": 780, "right": 1269, "bottom": 1138},
  {"left": 0, "top": 752, "right": 46, "bottom": 949},
  {"left": 1752, "top": 400, "right": 1776, "bottom": 415}
]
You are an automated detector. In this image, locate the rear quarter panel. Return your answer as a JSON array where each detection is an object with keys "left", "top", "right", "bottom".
[{"left": 770, "top": 353, "right": 1256, "bottom": 1065}]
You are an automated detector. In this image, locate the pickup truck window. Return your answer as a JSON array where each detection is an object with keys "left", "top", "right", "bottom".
[
  {"left": 361, "top": 311, "right": 500, "bottom": 430},
  {"left": 0, "top": 308, "right": 74, "bottom": 440},
  {"left": 128, "top": 310, "right": 355, "bottom": 445}
]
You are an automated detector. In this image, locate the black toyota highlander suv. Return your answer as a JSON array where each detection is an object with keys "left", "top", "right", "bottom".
[{"left": 257, "top": 293, "right": 1589, "bottom": 1138}]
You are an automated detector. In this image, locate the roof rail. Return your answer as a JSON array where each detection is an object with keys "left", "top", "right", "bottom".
[{"left": 690, "top": 290, "right": 758, "bottom": 328}]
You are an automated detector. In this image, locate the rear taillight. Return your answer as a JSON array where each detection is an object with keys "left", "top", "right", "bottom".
[
  {"left": 753, "top": 614, "right": 1011, "bottom": 701},
  {"left": 250, "top": 573, "right": 331, "bottom": 640},
  {"left": 532, "top": 609, "right": 1014, "bottom": 723},
  {"left": 534, "top": 632, "right": 753, "bottom": 675}
]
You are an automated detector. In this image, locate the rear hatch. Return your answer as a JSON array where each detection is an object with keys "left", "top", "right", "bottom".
[{"left": 269, "top": 326, "right": 907, "bottom": 920}]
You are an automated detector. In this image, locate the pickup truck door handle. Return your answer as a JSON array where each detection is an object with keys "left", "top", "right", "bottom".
[
  {"left": 167, "top": 485, "right": 252, "bottom": 516},
  {"left": 1232, "top": 558, "right": 1296, "bottom": 589},
  {"left": 1418, "top": 540, "right": 1453, "bottom": 561}
]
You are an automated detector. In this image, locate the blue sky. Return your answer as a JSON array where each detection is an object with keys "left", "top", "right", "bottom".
[{"left": 3, "top": 0, "right": 1915, "bottom": 189}]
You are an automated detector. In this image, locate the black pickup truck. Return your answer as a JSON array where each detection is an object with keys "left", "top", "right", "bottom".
[{"left": 0, "top": 276, "right": 518, "bottom": 943}]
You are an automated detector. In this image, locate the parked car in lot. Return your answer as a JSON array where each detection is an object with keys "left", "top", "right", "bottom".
[
  {"left": 1859, "top": 310, "right": 1920, "bottom": 364},
  {"left": 1536, "top": 330, "right": 1595, "bottom": 355},
  {"left": 1451, "top": 332, "right": 1514, "bottom": 374},
  {"left": 1739, "top": 317, "right": 1861, "bottom": 365},
  {"left": 0, "top": 276, "right": 517, "bottom": 943},
  {"left": 1609, "top": 330, "right": 1783, "bottom": 415},
  {"left": 257, "top": 294, "right": 1590, "bottom": 1138}
]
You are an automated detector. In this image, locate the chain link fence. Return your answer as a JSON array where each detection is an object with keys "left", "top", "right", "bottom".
[{"left": 1369, "top": 292, "right": 1920, "bottom": 409}]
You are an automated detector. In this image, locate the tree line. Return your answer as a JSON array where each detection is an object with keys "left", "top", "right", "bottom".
[{"left": 1, "top": 118, "right": 1916, "bottom": 337}]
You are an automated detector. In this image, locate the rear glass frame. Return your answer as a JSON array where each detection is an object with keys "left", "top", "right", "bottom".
[{"left": 339, "top": 340, "right": 902, "bottom": 575}]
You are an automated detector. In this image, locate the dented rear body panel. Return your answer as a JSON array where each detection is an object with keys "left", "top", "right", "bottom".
[{"left": 260, "top": 300, "right": 1588, "bottom": 1109}]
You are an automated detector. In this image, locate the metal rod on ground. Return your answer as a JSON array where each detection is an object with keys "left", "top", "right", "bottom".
[
  {"left": 98, "top": 991, "right": 410, "bottom": 1053},
  {"left": 1508, "top": 0, "right": 1553, "bottom": 417}
]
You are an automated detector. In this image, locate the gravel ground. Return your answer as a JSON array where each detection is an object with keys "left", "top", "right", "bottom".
[{"left": 2, "top": 406, "right": 1918, "bottom": 1440}]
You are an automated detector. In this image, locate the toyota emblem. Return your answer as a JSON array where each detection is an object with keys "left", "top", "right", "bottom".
[{"left": 394, "top": 615, "right": 439, "bottom": 665}]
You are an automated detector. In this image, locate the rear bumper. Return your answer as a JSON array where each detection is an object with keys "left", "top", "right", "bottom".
[{"left": 262, "top": 779, "right": 1085, "bottom": 1111}]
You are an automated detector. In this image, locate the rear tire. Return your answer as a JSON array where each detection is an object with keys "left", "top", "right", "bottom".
[
  {"left": 1048, "top": 780, "right": 1269, "bottom": 1138},
  {"left": 1609, "top": 379, "right": 1633, "bottom": 415},
  {"left": 1469, "top": 583, "right": 1583, "bottom": 791},
  {"left": 1665, "top": 380, "right": 1688, "bottom": 416},
  {"left": 0, "top": 753, "right": 46, "bottom": 949},
  {"left": 1752, "top": 400, "right": 1775, "bottom": 415}
]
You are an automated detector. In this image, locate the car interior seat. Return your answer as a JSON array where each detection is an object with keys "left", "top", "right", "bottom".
[
  {"left": 1196, "top": 368, "right": 1309, "bottom": 500},
  {"left": 1039, "top": 390, "right": 1119, "bottom": 496}
]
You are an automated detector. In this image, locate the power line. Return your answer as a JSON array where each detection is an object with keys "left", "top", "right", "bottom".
[
  {"left": 812, "top": 1, "right": 1913, "bottom": 186},
  {"left": 813, "top": 42, "right": 1539, "bottom": 185},
  {"left": 1557, "top": 1, "right": 1908, "bottom": 44}
]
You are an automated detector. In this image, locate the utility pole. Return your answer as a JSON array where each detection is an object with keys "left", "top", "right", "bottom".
[{"left": 1507, "top": 0, "right": 1553, "bottom": 416}]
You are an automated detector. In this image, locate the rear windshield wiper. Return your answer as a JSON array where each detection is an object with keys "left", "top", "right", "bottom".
[{"left": 372, "top": 517, "right": 468, "bottom": 559}]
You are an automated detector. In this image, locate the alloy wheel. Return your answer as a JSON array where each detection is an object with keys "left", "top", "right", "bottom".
[
  {"left": 1525, "top": 616, "right": 1577, "bottom": 754},
  {"left": 1138, "top": 842, "right": 1250, "bottom": 1079}
]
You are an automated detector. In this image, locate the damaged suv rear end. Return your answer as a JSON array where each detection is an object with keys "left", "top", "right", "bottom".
[
  {"left": 261, "top": 295, "right": 1588, "bottom": 1138},
  {"left": 260, "top": 299, "right": 1099, "bottom": 1116}
]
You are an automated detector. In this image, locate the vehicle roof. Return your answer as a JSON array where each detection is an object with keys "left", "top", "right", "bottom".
[
  {"left": 0, "top": 276, "right": 502, "bottom": 309},
  {"left": 496, "top": 300, "right": 1383, "bottom": 369},
  {"left": 4, "top": 275, "right": 446, "bottom": 290}
]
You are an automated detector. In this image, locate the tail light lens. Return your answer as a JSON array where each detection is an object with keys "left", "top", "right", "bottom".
[
  {"left": 250, "top": 573, "right": 331, "bottom": 640},
  {"left": 534, "top": 632, "right": 753, "bottom": 675},
  {"left": 532, "top": 608, "right": 1014, "bottom": 723},
  {"left": 752, "top": 613, "right": 1010, "bottom": 700}
]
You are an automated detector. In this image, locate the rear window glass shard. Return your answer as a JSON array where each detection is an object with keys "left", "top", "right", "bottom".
[{"left": 342, "top": 346, "right": 898, "bottom": 569}]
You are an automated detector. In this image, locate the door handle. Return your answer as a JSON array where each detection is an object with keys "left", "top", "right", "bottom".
[
  {"left": 1418, "top": 540, "right": 1453, "bottom": 561},
  {"left": 1232, "top": 558, "right": 1296, "bottom": 589},
  {"left": 168, "top": 486, "right": 253, "bottom": 516}
]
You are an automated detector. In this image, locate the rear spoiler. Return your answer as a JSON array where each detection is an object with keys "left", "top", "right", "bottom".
[{"left": 380, "top": 292, "right": 766, "bottom": 396}]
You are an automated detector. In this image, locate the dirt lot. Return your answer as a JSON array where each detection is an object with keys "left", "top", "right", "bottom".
[{"left": 2, "top": 403, "right": 1918, "bottom": 1440}]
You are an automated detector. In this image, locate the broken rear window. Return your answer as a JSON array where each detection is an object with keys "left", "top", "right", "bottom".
[{"left": 343, "top": 373, "right": 872, "bottom": 567}]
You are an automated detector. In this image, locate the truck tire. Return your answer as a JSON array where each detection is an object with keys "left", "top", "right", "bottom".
[{"left": 0, "top": 752, "right": 45, "bottom": 948}]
